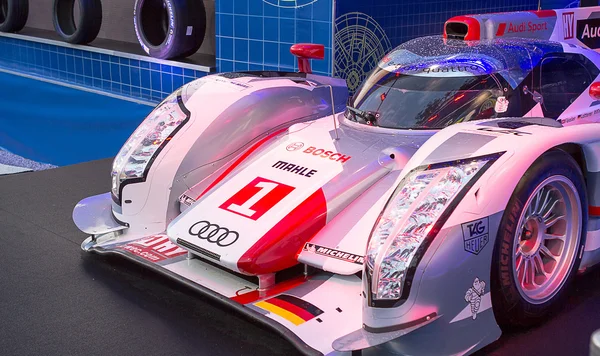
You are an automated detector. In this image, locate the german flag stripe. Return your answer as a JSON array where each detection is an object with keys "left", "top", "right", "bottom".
[
  {"left": 273, "top": 294, "right": 324, "bottom": 317},
  {"left": 265, "top": 297, "right": 315, "bottom": 321},
  {"left": 254, "top": 301, "right": 305, "bottom": 326}
]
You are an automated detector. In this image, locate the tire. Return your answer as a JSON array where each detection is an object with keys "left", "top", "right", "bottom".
[
  {"left": 53, "top": 0, "right": 102, "bottom": 45},
  {"left": 0, "top": 0, "right": 28, "bottom": 33},
  {"left": 491, "top": 149, "right": 587, "bottom": 328},
  {"left": 134, "top": 0, "right": 206, "bottom": 60}
]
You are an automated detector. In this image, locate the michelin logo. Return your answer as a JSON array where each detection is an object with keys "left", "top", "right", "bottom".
[
  {"left": 465, "top": 277, "right": 486, "bottom": 320},
  {"left": 303, "top": 243, "right": 364, "bottom": 265}
]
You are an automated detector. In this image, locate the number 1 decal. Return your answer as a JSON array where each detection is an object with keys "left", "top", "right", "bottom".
[{"left": 219, "top": 177, "right": 295, "bottom": 220}]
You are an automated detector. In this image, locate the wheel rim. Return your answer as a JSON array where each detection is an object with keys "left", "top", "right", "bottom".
[{"left": 512, "top": 175, "right": 581, "bottom": 304}]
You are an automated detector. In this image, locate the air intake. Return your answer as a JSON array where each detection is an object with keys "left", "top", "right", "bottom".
[
  {"left": 177, "top": 238, "right": 221, "bottom": 261},
  {"left": 443, "top": 16, "right": 481, "bottom": 41},
  {"left": 445, "top": 22, "right": 469, "bottom": 40}
]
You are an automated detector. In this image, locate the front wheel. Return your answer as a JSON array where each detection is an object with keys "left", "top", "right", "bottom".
[{"left": 491, "top": 149, "right": 587, "bottom": 328}]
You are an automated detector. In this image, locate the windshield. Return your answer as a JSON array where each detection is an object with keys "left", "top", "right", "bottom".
[
  {"left": 347, "top": 69, "right": 505, "bottom": 129},
  {"left": 343, "top": 35, "right": 565, "bottom": 130}
]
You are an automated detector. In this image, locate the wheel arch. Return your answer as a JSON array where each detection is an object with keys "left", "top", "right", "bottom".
[
  {"left": 554, "top": 143, "right": 595, "bottom": 216},
  {"left": 554, "top": 143, "right": 588, "bottom": 181}
]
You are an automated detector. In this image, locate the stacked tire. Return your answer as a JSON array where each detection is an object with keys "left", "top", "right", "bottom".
[
  {"left": 1, "top": 0, "right": 206, "bottom": 60},
  {"left": 53, "top": 0, "right": 102, "bottom": 44},
  {"left": 0, "top": 0, "right": 28, "bottom": 33},
  {"left": 134, "top": 0, "right": 206, "bottom": 59}
]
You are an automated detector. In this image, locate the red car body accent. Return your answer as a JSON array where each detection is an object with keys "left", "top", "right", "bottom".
[
  {"left": 444, "top": 16, "right": 481, "bottom": 41},
  {"left": 230, "top": 276, "right": 308, "bottom": 304},
  {"left": 196, "top": 128, "right": 287, "bottom": 199},
  {"left": 237, "top": 189, "right": 327, "bottom": 275},
  {"left": 290, "top": 43, "right": 325, "bottom": 74},
  {"left": 529, "top": 9, "right": 557, "bottom": 18}
]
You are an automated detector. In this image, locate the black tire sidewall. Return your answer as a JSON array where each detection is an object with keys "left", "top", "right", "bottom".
[
  {"left": 133, "top": 0, "right": 177, "bottom": 57},
  {"left": 53, "top": 0, "right": 102, "bottom": 44},
  {"left": 491, "top": 149, "right": 588, "bottom": 328},
  {"left": 134, "top": 0, "right": 206, "bottom": 59},
  {"left": 0, "top": 0, "right": 29, "bottom": 33}
]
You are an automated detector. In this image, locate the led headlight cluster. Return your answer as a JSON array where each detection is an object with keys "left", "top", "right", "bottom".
[
  {"left": 366, "top": 154, "right": 501, "bottom": 304},
  {"left": 111, "top": 89, "right": 190, "bottom": 203}
]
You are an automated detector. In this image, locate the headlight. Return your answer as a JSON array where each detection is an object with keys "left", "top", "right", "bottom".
[
  {"left": 366, "top": 153, "right": 502, "bottom": 305},
  {"left": 111, "top": 89, "right": 191, "bottom": 203}
]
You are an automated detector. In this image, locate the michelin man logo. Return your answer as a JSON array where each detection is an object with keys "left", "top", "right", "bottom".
[
  {"left": 334, "top": 12, "right": 392, "bottom": 93},
  {"left": 464, "top": 277, "right": 486, "bottom": 320},
  {"left": 262, "top": 0, "right": 317, "bottom": 8}
]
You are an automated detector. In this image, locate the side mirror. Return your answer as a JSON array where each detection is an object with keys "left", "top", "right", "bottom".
[
  {"left": 589, "top": 82, "right": 600, "bottom": 100},
  {"left": 290, "top": 43, "right": 325, "bottom": 74},
  {"left": 523, "top": 85, "right": 544, "bottom": 105}
]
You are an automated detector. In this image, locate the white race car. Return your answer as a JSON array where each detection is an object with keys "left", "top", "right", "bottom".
[{"left": 74, "top": 6, "right": 600, "bottom": 355}]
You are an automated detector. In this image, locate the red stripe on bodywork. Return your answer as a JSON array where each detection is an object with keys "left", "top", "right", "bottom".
[
  {"left": 237, "top": 189, "right": 328, "bottom": 275},
  {"left": 496, "top": 23, "right": 507, "bottom": 36},
  {"left": 230, "top": 276, "right": 307, "bottom": 305},
  {"left": 529, "top": 10, "right": 556, "bottom": 18},
  {"left": 196, "top": 128, "right": 287, "bottom": 199},
  {"left": 265, "top": 297, "right": 315, "bottom": 321},
  {"left": 590, "top": 206, "right": 600, "bottom": 216}
]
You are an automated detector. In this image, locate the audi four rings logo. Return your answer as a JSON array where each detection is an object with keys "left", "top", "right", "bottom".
[
  {"left": 188, "top": 221, "right": 239, "bottom": 247},
  {"left": 286, "top": 142, "right": 304, "bottom": 151}
]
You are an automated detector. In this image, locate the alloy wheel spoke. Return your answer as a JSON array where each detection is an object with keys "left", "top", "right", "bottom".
[
  {"left": 534, "top": 253, "right": 549, "bottom": 280},
  {"left": 544, "top": 214, "right": 565, "bottom": 228},
  {"left": 516, "top": 254, "right": 523, "bottom": 272},
  {"left": 542, "top": 198, "right": 560, "bottom": 220},
  {"left": 520, "top": 259, "right": 529, "bottom": 287},
  {"left": 533, "top": 190, "right": 542, "bottom": 215},
  {"left": 537, "top": 188, "right": 552, "bottom": 215},
  {"left": 544, "top": 233, "right": 566, "bottom": 242},
  {"left": 531, "top": 260, "right": 541, "bottom": 287},
  {"left": 540, "top": 244, "right": 558, "bottom": 261}
]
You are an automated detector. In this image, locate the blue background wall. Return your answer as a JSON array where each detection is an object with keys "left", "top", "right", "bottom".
[
  {"left": 0, "top": 36, "right": 208, "bottom": 104},
  {"left": 215, "top": 0, "right": 334, "bottom": 75},
  {"left": 333, "top": 0, "right": 576, "bottom": 92},
  {"left": 214, "top": 0, "right": 577, "bottom": 92}
]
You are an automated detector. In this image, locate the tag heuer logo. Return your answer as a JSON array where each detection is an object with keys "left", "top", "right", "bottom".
[{"left": 461, "top": 217, "right": 490, "bottom": 255}]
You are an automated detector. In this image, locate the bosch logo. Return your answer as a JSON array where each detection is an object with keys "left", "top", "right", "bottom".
[
  {"left": 188, "top": 221, "right": 239, "bottom": 247},
  {"left": 286, "top": 142, "right": 304, "bottom": 151},
  {"left": 302, "top": 146, "right": 352, "bottom": 163}
]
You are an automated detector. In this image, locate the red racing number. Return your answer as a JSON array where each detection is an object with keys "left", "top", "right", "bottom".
[{"left": 219, "top": 177, "right": 295, "bottom": 220}]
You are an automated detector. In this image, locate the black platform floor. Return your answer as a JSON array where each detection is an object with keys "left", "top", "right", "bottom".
[{"left": 0, "top": 159, "right": 599, "bottom": 356}]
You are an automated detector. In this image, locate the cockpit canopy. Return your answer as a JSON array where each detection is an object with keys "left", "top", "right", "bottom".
[{"left": 347, "top": 36, "right": 564, "bottom": 130}]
